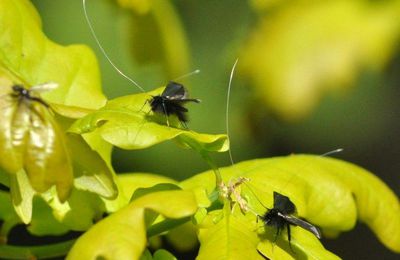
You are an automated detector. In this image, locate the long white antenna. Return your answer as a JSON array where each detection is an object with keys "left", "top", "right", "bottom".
[
  {"left": 319, "top": 148, "right": 343, "bottom": 157},
  {"left": 173, "top": 69, "right": 201, "bottom": 81},
  {"left": 82, "top": 0, "right": 145, "bottom": 92},
  {"left": 226, "top": 59, "right": 239, "bottom": 166}
]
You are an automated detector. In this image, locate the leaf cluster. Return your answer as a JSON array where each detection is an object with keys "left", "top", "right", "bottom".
[{"left": 0, "top": 1, "right": 399, "bottom": 260}]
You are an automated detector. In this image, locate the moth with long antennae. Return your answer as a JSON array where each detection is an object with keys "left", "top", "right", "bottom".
[
  {"left": 83, "top": 0, "right": 201, "bottom": 128},
  {"left": 148, "top": 81, "right": 201, "bottom": 128}
]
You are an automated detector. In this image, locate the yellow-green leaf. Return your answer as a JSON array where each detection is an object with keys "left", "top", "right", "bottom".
[
  {"left": 257, "top": 224, "right": 340, "bottom": 260},
  {"left": 0, "top": 0, "right": 106, "bottom": 109},
  {"left": 181, "top": 155, "right": 400, "bottom": 254},
  {"left": 67, "top": 134, "right": 117, "bottom": 199},
  {"left": 0, "top": 0, "right": 115, "bottom": 223},
  {"left": 104, "top": 173, "right": 177, "bottom": 212},
  {"left": 9, "top": 170, "right": 35, "bottom": 224},
  {"left": 197, "top": 203, "right": 263, "bottom": 260},
  {"left": 69, "top": 87, "right": 228, "bottom": 152},
  {"left": 67, "top": 190, "right": 198, "bottom": 260}
]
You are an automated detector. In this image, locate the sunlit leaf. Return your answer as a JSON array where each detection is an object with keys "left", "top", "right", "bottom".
[
  {"left": 197, "top": 203, "right": 263, "bottom": 260},
  {"left": 67, "top": 190, "right": 198, "bottom": 260},
  {"left": 131, "top": 183, "right": 181, "bottom": 201},
  {"left": 104, "top": 173, "right": 177, "bottom": 212},
  {"left": 257, "top": 224, "right": 340, "bottom": 260},
  {"left": 180, "top": 155, "right": 400, "bottom": 254},
  {"left": 42, "top": 188, "right": 106, "bottom": 231},
  {"left": 241, "top": 0, "right": 400, "bottom": 120},
  {"left": 0, "top": 0, "right": 106, "bottom": 109},
  {"left": 0, "top": 0, "right": 116, "bottom": 224},
  {"left": 165, "top": 221, "right": 198, "bottom": 252},
  {"left": 67, "top": 134, "right": 117, "bottom": 199},
  {"left": 9, "top": 170, "right": 36, "bottom": 224},
  {"left": 69, "top": 87, "right": 228, "bottom": 152}
]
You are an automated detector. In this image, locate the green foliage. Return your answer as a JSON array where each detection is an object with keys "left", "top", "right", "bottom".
[
  {"left": 69, "top": 87, "right": 228, "bottom": 152},
  {"left": 180, "top": 155, "right": 400, "bottom": 258},
  {"left": 0, "top": 0, "right": 399, "bottom": 259},
  {"left": 67, "top": 190, "right": 198, "bottom": 260}
]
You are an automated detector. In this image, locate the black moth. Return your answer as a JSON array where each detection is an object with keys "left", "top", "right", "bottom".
[
  {"left": 149, "top": 81, "right": 200, "bottom": 127},
  {"left": 261, "top": 191, "right": 321, "bottom": 248}
]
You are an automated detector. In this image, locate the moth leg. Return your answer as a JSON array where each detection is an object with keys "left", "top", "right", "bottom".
[
  {"left": 161, "top": 103, "right": 170, "bottom": 127},
  {"left": 287, "top": 223, "right": 294, "bottom": 253},
  {"left": 180, "top": 120, "right": 188, "bottom": 129},
  {"left": 273, "top": 227, "right": 280, "bottom": 243},
  {"left": 139, "top": 99, "right": 149, "bottom": 113}
]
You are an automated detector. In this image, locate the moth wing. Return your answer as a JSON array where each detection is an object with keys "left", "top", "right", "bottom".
[
  {"left": 162, "top": 81, "right": 187, "bottom": 99},
  {"left": 273, "top": 191, "right": 296, "bottom": 214},
  {"left": 24, "top": 103, "right": 73, "bottom": 201},
  {"left": 279, "top": 213, "right": 322, "bottom": 239},
  {"left": 30, "top": 82, "right": 59, "bottom": 93},
  {"left": 0, "top": 98, "right": 27, "bottom": 173}
]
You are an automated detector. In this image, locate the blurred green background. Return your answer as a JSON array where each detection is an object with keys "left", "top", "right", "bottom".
[{"left": 31, "top": 0, "right": 399, "bottom": 259}]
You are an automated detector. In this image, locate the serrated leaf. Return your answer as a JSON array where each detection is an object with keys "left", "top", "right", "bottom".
[
  {"left": 69, "top": 87, "right": 228, "bottom": 152},
  {"left": 180, "top": 155, "right": 400, "bottom": 254},
  {"left": 67, "top": 190, "right": 198, "bottom": 260},
  {"left": 241, "top": 0, "right": 400, "bottom": 120}
]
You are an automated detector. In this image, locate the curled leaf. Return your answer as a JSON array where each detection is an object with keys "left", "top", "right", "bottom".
[
  {"left": 67, "top": 190, "right": 198, "bottom": 260},
  {"left": 69, "top": 87, "right": 228, "bottom": 152}
]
